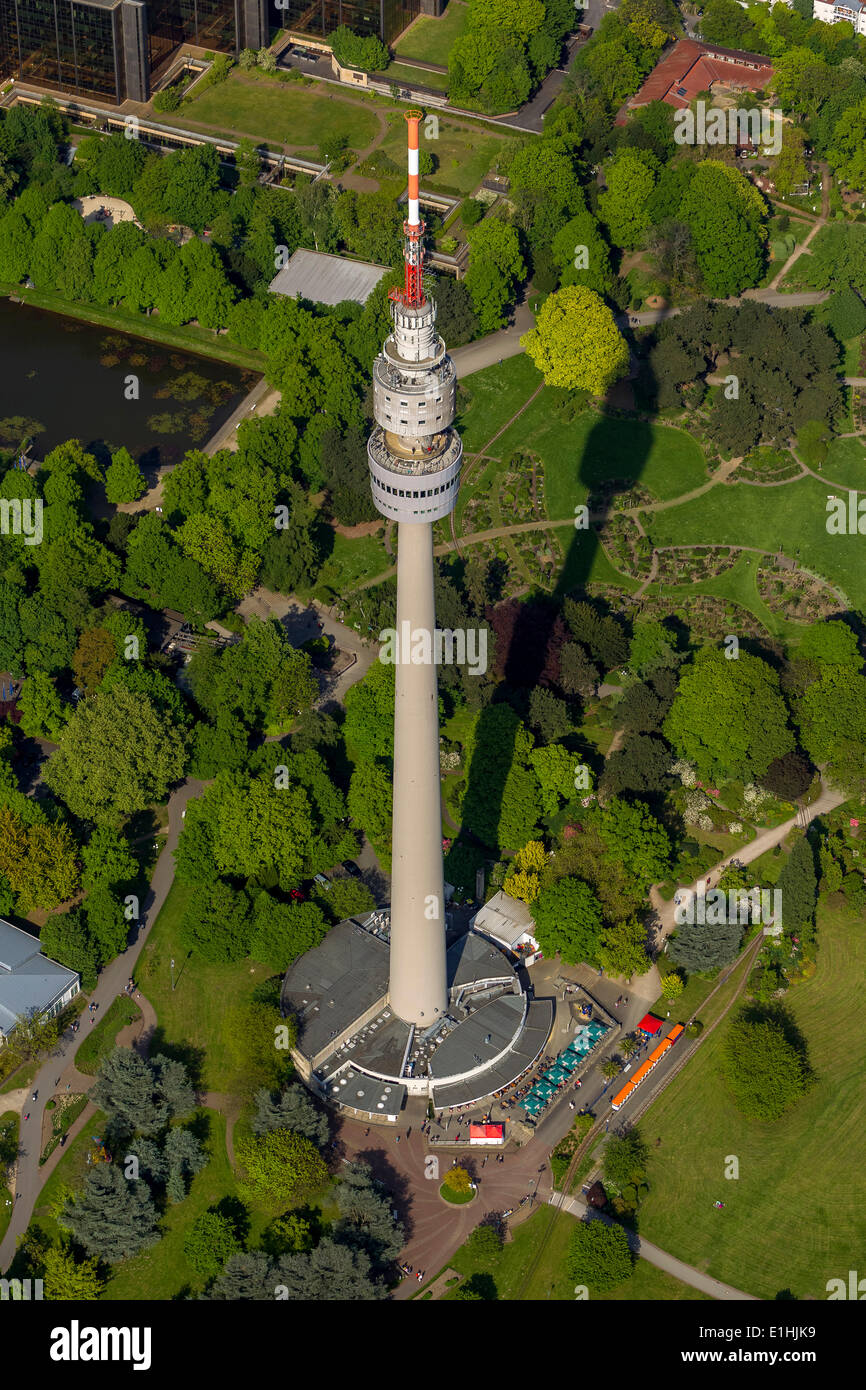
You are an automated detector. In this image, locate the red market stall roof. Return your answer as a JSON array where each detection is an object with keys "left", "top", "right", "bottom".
[
  {"left": 470, "top": 1123, "right": 504, "bottom": 1140},
  {"left": 638, "top": 1014, "right": 663, "bottom": 1035}
]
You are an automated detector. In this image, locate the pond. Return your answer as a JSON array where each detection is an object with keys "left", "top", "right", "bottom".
[{"left": 0, "top": 297, "right": 259, "bottom": 472}]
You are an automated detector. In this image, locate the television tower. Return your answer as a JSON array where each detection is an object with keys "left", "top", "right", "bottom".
[{"left": 367, "top": 111, "right": 463, "bottom": 1026}]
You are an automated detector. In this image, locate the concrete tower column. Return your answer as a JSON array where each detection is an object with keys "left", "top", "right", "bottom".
[{"left": 388, "top": 522, "right": 448, "bottom": 1025}]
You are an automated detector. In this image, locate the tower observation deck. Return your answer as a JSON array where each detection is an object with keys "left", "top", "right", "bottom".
[{"left": 367, "top": 111, "right": 462, "bottom": 1026}]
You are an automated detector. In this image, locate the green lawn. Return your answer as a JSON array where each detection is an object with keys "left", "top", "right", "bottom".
[
  {"left": 30, "top": 1109, "right": 108, "bottom": 1248},
  {"left": 638, "top": 901, "right": 866, "bottom": 1299},
  {"left": 437, "top": 1206, "right": 709, "bottom": 1299},
  {"left": 644, "top": 474, "right": 863, "bottom": 609},
  {"left": 821, "top": 436, "right": 866, "bottom": 491},
  {"left": 136, "top": 879, "right": 274, "bottom": 1093},
  {"left": 486, "top": 407, "right": 707, "bottom": 518},
  {"left": 312, "top": 528, "right": 391, "bottom": 601},
  {"left": 75, "top": 996, "right": 142, "bottom": 1076},
  {"left": 170, "top": 71, "right": 381, "bottom": 154},
  {"left": 378, "top": 114, "right": 509, "bottom": 196},
  {"left": 394, "top": 3, "right": 469, "bottom": 65},
  {"left": 386, "top": 62, "right": 449, "bottom": 92},
  {"left": 456, "top": 355, "right": 542, "bottom": 453}
]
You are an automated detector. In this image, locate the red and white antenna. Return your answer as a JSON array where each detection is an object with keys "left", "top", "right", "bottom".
[{"left": 391, "top": 109, "right": 426, "bottom": 308}]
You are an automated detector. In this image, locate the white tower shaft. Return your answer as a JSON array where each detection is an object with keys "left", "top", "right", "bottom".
[{"left": 388, "top": 522, "right": 448, "bottom": 1024}]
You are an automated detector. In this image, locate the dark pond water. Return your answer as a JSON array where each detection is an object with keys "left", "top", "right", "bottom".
[{"left": 0, "top": 297, "right": 259, "bottom": 472}]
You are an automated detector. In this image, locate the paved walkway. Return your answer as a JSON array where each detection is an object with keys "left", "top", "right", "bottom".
[
  {"left": 549, "top": 1191, "right": 757, "bottom": 1300},
  {"left": 0, "top": 778, "right": 203, "bottom": 1272},
  {"left": 648, "top": 782, "right": 846, "bottom": 945}
]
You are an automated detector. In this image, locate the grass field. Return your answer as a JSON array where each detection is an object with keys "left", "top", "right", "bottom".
[
  {"left": 437, "top": 1206, "right": 709, "bottom": 1299},
  {"left": 387, "top": 62, "right": 449, "bottom": 92},
  {"left": 498, "top": 410, "right": 706, "bottom": 518},
  {"left": 644, "top": 474, "right": 862, "bottom": 609},
  {"left": 75, "top": 996, "right": 142, "bottom": 1076},
  {"left": 136, "top": 879, "right": 270, "bottom": 1093},
  {"left": 638, "top": 902, "right": 866, "bottom": 1299},
  {"left": 822, "top": 436, "right": 866, "bottom": 491},
  {"left": 394, "top": 2, "right": 469, "bottom": 65},
  {"left": 30, "top": 1108, "right": 108, "bottom": 1247},
  {"left": 173, "top": 71, "right": 381, "bottom": 154},
  {"left": 311, "top": 528, "right": 391, "bottom": 601},
  {"left": 378, "top": 115, "right": 508, "bottom": 196},
  {"left": 456, "top": 355, "right": 543, "bottom": 454}
]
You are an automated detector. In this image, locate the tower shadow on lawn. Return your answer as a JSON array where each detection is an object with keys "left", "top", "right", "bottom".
[{"left": 448, "top": 392, "right": 657, "bottom": 884}]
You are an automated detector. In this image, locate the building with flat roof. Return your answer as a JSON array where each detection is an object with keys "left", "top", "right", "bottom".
[
  {"left": 813, "top": 0, "right": 866, "bottom": 32},
  {"left": 282, "top": 913, "right": 552, "bottom": 1120},
  {"left": 269, "top": 249, "right": 391, "bottom": 307},
  {"left": 0, "top": 918, "right": 80, "bottom": 1044},
  {"left": 276, "top": 0, "right": 427, "bottom": 47},
  {"left": 470, "top": 890, "right": 540, "bottom": 963},
  {"left": 0, "top": 0, "right": 268, "bottom": 105}
]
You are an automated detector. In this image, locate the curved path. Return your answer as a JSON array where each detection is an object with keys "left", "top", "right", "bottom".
[{"left": 0, "top": 778, "right": 204, "bottom": 1273}]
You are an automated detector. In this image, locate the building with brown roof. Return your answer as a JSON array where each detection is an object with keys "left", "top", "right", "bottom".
[{"left": 617, "top": 38, "right": 775, "bottom": 123}]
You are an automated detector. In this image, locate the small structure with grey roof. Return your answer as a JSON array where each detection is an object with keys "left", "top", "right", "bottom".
[
  {"left": 0, "top": 918, "right": 80, "bottom": 1044},
  {"left": 471, "top": 890, "right": 540, "bottom": 963},
  {"left": 269, "top": 249, "right": 390, "bottom": 307}
]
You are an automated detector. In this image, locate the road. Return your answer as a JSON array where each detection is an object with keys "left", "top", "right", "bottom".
[{"left": 450, "top": 291, "right": 536, "bottom": 376}]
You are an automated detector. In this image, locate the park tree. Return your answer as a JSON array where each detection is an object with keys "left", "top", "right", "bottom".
[
  {"left": 529, "top": 744, "right": 578, "bottom": 818},
  {"left": 598, "top": 916, "right": 649, "bottom": 979},
  {"left": 664, "top": 648, "right": 794, "bottom": 782},
  {"left": 104, "top": 446, "right": 147, "bottom": 505},
  {"left": 503, "top": 838, "right": 549, "bottom": 902},
  {"left": 668, "top": 918, "right": 743, "bottom": 973},
  {"left": 661, "top": 971, "right": 684, "bottom": 999},
  {"left": 629, "top": 620, "right": 680, "bottom": 676},
  {"left": 333, "top": 1160, "right": 404, "bottom": 1271},
  {"left": 44, "top": 684, "right": 189, "bottom": 826},
  {"left": 465, "top": 219, "right": 526, "bottom": 333},
  {"left": 91, "top": 1047, "right": 195, "bottom": 1140},
  {"left": 253, "top": 1083, "right": 330, "bottom": 1147},
  {"left": 552, "top": 204, "right": 616, "bottom": 296},
  {"left": 566, "top": 1219, "right": 633, "bottom": 1292},
  {"left": 0, "top": 807, "right": 80, "bottom": 911},
  {"left": 678, "top": 161, "right": 767, "bottom": 296},
  {"left": 248, "top": 895, "right": 328, "bottom": 970},
  {"left": 184, "top": 1210, "right": 242, "bottom": 1280},
  {"left": 348, "top": 762, "right": 393, "bottom": 854},
  {"left": 41, "top": 1244, "right": 106, "bottom": 1301},
  {"left": 598, "top": 150, "right": 658, "bottom": 249},
  {"left": 38, "top": 908, "right": 98, "bottom": 991},
  {"left": 16, "top": 671, "right": 67, "bottom": 742},
  {"left": 179, "top": 880, "right": 252, "bottom": 964},
  {"left": 599, "top": 797, "right": 670, "bottom": 888},
  {"left": 235, "top": 1127, "right": 329, "bottom": 1205},
  {"left": 323, "top": 875, "right": 375, "bottom": 922},
  {"left": 273, "top": 1239, "right": 385, "bottom": 1300},
  {"left": 329, "top": 25, "right": 388, "bottom": 72},
  {"left": 559, "top": 642, "right": 599, "bottom": 697},
  {"left": 759, "top": 751, "right": 813, "bottom": 802},
  {"left": 531, "top": 874, "right": 604, "bottom": 965},
  {"left": 63, "top": 1163, "right": 161, "bottom": 1262},
  {"left": 776, "top": 835, "right": 818, "bottom": 941},
  {"left": 520, "top": 285, "right": 628, "bottom": 394},
  {"left": 600, "top": 734, "right": 673, "bottom": 801},
  {"left": 721, "top": 1003, "right": 810, "bottom": 1120},
  {"left": 206, "top": 1251, "right": 274, "bottom": 1301},
  {"left": 72, "top": 627, "right": 117, "bottom": 694}
]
